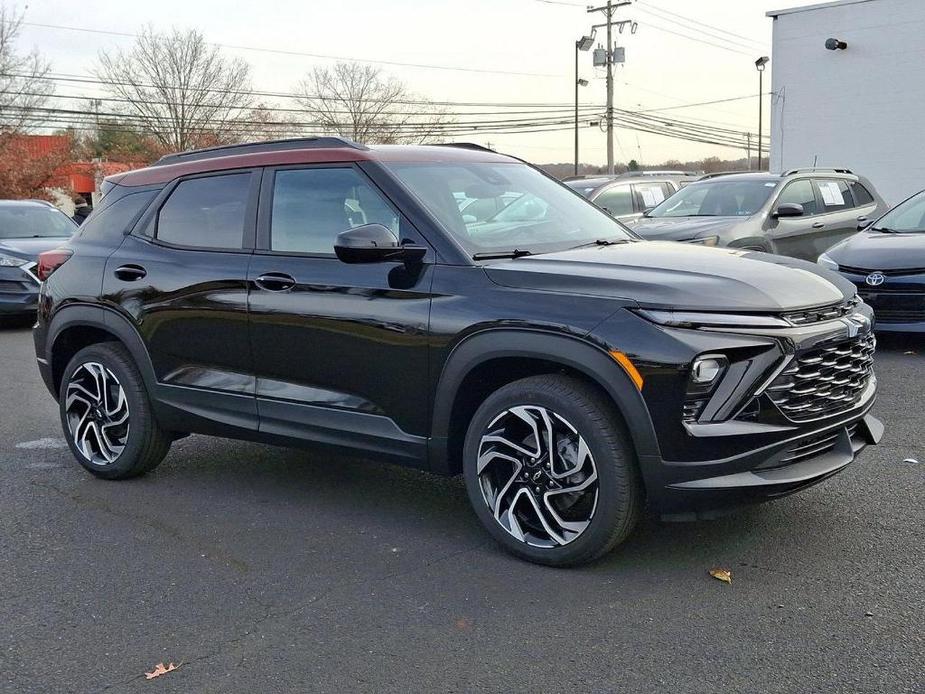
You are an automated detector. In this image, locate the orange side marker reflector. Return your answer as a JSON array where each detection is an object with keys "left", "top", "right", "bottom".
[{"left": 609, "top": 350, "right": 644, "bottom": 391}]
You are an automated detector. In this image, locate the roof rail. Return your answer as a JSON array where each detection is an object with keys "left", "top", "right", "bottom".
[
  {"left": 782, "top": 167, "right": 853, "bottom": 176},
  {"left": 152, "top": 137, "right": 369, "bottom": 167},
  {"left": 697, "top": 170, "right": 760, "bottom": 180},
  {"left": 432, "top": 142, "right": 496, "bottom": 152}
]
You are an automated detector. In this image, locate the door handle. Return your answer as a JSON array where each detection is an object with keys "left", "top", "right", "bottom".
[
  {"left": 856, "top": 215, "right": 867, "bottom": 222},
  {"left": 811, "top": 222, "right": 825, "bottom": 229},
  {"left": 255, "top": 272, "right": 296, "bottom": 292},
  {"left": 113, "top": 264, "right": 147, "bottom": 281}
]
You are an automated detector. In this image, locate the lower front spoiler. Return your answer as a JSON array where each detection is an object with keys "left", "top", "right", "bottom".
[{"left": 657, "top": 413, "right": 883, "bottom": 521}]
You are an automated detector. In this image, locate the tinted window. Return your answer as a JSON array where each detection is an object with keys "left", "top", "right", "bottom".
[
  {"left": 816, "top": 179, "right": 852, "bottom": 213},
  {"left": 271, "top": 168, "right": 399, "bottom": 254},
  {"left": 777, "top": 180, "right": 817, "bottom": 216},
  {"left": 595, "top": 186, "right": 634, "bottom": 216},
  {"left": 79, "top": 190, "right": 155, "bottom": 238},
  {"left": 157, "top": 173, "right": 251, "bottom": 249},
  {"left": 0, "top": 205, "right": 75, "bottom": 239},
  {"left": 848, "top": 180, "right": 874, "bottom": 206}
]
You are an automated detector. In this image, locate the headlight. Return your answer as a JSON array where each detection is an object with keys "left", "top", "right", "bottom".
[
  {"left": 0, "top": 253, "right": 27, "bottom": 267},
  {"left": 635, "top": 309, "right": 790, "bottom": 329},
  {"left": 684, "top": 235, "right": 719, "bottom": 247},
  {"left": 817, "top": 252, "right": 839, "bottom": 271}
]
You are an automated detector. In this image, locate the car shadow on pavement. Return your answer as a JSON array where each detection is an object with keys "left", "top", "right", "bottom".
[{"left": 126, "top": 435, "right": 833, "bottom": 576}]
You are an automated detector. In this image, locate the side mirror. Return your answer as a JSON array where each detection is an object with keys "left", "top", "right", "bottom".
[
  {"left": 773, "top": 202, "right": 804, "bottom": 218},
  {"left": 334, "top": 224, "right": 426, "bottom": 265},
  {"left": 643, "top": 206, "right": 655, "bottom": 216},
  {"left": 857, "top": 217, "right": 874, "bottom": 230}
]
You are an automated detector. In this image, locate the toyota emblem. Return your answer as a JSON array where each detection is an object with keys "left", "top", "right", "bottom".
[{"left": 865, "top": 272, "right": 885, "bottom": 286}]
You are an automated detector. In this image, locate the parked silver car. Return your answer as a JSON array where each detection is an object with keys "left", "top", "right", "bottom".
[
  {"left": 631, "top": 168, "right": 888, "bottom": 260},
  {"left": 564, "top": 173, "right": 698, "bottom": 224}
]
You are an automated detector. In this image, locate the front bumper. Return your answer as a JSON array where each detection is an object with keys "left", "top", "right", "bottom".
[
  {"left": 0, "top": 263, "right": 40, "bottom": 314},
  {"left": 654, "top": 402, "right": 881, "bottom": 519}
]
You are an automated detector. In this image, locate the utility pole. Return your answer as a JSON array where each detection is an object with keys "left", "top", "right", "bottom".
[{"left": 588, "top": 1, "right": 633, "bottom": 175}]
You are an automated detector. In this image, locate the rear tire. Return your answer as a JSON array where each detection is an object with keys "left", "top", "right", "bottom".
[
  {"left": 59, "top": 342, "right": 171, "bottom": 480},
  {"left": 463, "top": 375, "right": 642, "bottom": 566}
]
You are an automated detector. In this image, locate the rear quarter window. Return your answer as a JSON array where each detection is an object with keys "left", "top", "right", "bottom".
[{"left": 77, "top": 189, "right": 158, "bottom": 240}]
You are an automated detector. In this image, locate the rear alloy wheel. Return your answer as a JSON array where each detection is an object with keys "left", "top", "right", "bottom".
[
  {"left": 463, "top": 375, "right": 642, "bottom": 566},
  {"left": 65, "top": 362, "right": 130, "bottom": 465},
  {"left": 59, "top": 343, "right": 171, "bottom": 479}
]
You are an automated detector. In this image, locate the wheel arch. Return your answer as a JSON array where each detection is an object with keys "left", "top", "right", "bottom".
[
  {"left": 46, "top": 304, "right": 157, "bottom": 398},
  {"left": 428, "top": 329, "right": 660, "bottom": 476}
]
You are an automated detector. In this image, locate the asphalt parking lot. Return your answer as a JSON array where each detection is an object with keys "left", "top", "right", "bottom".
[{"left": 0, "top": 320, "right": 923, "bottom": 694}]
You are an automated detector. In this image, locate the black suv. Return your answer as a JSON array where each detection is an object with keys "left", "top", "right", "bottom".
[{"left": 34, "top": 139, "right": 882, "bottom": 566}]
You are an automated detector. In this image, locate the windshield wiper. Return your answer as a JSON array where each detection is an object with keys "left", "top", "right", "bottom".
[
  {"left": 472, "top": 248, "right": 534, "bottom": 260},
  {"left": 871, "top": 226, "right": 898, "bottom": 233},
  {"left": 569, "top": 238, "right": 631, "bottom": 250}
]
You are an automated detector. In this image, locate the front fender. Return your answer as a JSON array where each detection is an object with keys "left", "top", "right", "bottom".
[{"left": 427, "top": 328, "right": 661, "bottom": 475}]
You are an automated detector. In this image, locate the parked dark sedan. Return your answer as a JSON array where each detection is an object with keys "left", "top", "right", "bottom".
[
  {"left": 0, "top": 200, "right": 77, "bottom": 316},
  {"left": 819, "top": 189, "right": 925, "bottom": 332}
]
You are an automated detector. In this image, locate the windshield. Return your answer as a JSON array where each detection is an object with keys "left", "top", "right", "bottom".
[
  {"left": 647, "top": 179, "right": 776, "bottom": 218},
  {"left": 873, "top": 190, "right": 925, "bottom": 232},
  {"left": 0, "top": 205, "right": 76, "bottom": 239},
  {"left": 384, "top": 162, "right": 635, "bottom": 255}
]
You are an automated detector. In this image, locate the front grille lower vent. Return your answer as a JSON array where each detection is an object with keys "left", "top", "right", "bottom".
[{"left": 767, "top": 333, "right": 875, "bottom": 421}]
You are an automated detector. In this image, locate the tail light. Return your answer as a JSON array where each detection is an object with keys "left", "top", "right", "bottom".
[{"left": 36, "top": 248, "right": 73, "bottom": 281}]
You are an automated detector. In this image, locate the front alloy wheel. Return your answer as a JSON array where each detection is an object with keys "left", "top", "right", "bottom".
[
  {"left": 463, "top": 375, "right": 642, "bottom": 566},
  {"left": 65, "top": 361, "right": 130, "bottom": 465},
  {"left": 477, "top": 406, "right": 599, "bottom": 548}
]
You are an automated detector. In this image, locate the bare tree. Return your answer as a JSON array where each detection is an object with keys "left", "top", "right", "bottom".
[
  {"left": 0, "top": 4, "right": 53, "bottom": 131},
  {"left": 96, "top": 27, "right": 254, "bottom": 152},
  {"left": 297, "top": 62, "right": 452, "bottom": 145}
]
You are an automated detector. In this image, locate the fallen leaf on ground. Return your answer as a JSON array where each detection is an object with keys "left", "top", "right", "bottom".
[
  {"left": 145, "top": 662, "right": 179, "bottom": 680},
  {"left": 904, "top": 351, "right": 916, "bottom": 355},
  {"left": 709, "top": 568, "right": 732, "bottom": 584}
]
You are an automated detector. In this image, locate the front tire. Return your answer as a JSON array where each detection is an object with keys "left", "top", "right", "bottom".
[
  {"left": 59, "top": 342, "right": 171, "bottom": 480},
  {"left": 463, "top": 375, "right": 642, "bottom": 566}
]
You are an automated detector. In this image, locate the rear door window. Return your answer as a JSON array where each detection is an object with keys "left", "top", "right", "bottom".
[
  {"left": 777, "top": 179, "right": 818, "bottom": 216},
  {"left": 594, "top": 185, "right": 634, "bottom": 216},
  {"left": 156, "top": 173, "right": 252, "bottom": 249},
  {"left": 816, "top": 179, "right": 852, "bottom": 213},
  {"left": 632, "top": 182, "right": 670, "bottom": 210}
]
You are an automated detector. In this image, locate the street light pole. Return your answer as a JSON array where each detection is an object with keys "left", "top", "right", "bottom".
[{"left": 755, "top": 56, "right": 769, "bottom": 170}]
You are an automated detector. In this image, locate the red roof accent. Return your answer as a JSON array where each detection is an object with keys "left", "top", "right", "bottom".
[{"left": 112, "top": 144, "right": 515, "bottom": 187}]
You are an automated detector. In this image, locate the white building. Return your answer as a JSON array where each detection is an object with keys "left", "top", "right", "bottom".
[{"left": 768, "top": 0, "right": 925, "bottom": 205}]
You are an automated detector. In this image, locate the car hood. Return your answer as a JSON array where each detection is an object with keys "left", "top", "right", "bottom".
[
  {"left": 0, "top": 236, "right": 71, "bottom": 261},
  {"left": 631, "top": 216, "right": 744, "bottom": 241},
  {"left": 827, "top": 229, "right": 925, "bottom": 270},
  {"left": 484, "top": 241, "right": 853, "bottom": 312}
]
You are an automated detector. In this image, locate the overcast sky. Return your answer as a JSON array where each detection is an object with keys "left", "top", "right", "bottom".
[{"left": 20, "top": 0, "right": 817, "bottom": 164}]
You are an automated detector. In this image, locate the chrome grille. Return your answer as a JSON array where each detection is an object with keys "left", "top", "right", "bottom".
[
  {"left": 767, "top": 333, "right": 875, "bottom": 421},
  {"left": 777, "top": 424, "right": 859, "bottom": 466},
  {"left": 840, "top": 265, "right": 925, "bottom": 277},
  {"left": 783, "top": 297, "right": 859, "bottom": 326}
]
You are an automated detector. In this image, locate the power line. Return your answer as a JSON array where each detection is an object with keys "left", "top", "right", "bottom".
[
  {"left": 2, "top": 71, "right": 600, "bottom": 109},
  {"left": 635, "top": 0, "right": 768, "bottom": 48},
  {"left": 633, "top": 5, "right": 764, "bottom": 53},
  {"left": 640, "top": 21, "right": 755, "bottom": 57}
]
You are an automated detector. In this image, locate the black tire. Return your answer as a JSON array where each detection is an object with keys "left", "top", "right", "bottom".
[
  {"left": 463, "top": 374, "right": 642, "bottom": 566},
  {"left": 59, "top": 342, "right": 171, "bottom": 480}
]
